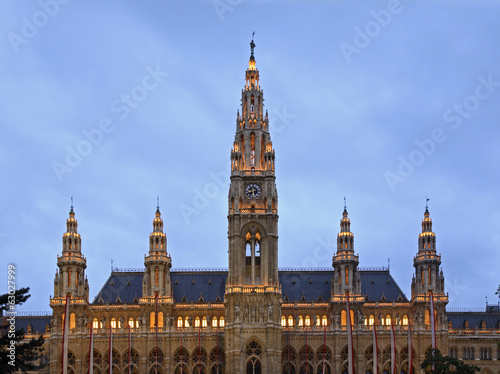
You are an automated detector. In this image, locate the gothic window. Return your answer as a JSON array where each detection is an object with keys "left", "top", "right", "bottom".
[
  {"left": 322, "top": 315, "right": 328, "bottom": 326},
  {"left": 212, "top": 317, "right": 218, "bottom": 328},
  {"left": 402, "top": 314, "right": 408, "bottom": 326},
  {"left": 148, "top": 347, "right": 164, "bottom": 367},
  {"left": 424, "top": 310, "right": 430, "bottom": 326},
  {"left": 219, "top": 316, "right": 225, "bottom": 327},
  {"left": 155, "top": 268, "right": 159, "bottom": 286},
  {"left": 185, "top": 317, "right": 190, "bottom": 327},
  {"left": 385, "top": 314, "right": 391, "bottom": 326},
  {"left": 316, "top": 344, "right": 332, "bottom": 365},
  {"left": 128, "top": 317, "right": 134, "bottom": 328},
  {"left": 177, "top": 317, "right": 183, "bottom": 328},
  {"left": 305, "top": 315, "right": 311, "bottom": 327},
  {"left": 68, "top": 268, "right": 71, "bottom": 287},
  {"left": 428, "top": 268, "right": 431, "bottom": 285},
  {"left": 281, "top": 315, "right": 286, "bottom": 327},
  {"left": 202, "top": 316, "right": 207, "bottom": 327},
  {"left": 250, "top": 134, "right": 256, "bottom": 166},
  {"left": 70, "top": 313, "right": 76, "bottom": 329},
  {"left": 341, "top": 310, "right": 347, "bottom": 326},
  {"left": 369, "top": 315, "right": 374, "bottom": 326},
  {"left": 195, "top": 316, "right": 201, "bottom": 327},
  {"left": 288, "top": 315, "right": 294, "bottom": 327},
  {"left": 315, "top": 315, "right": 321, "bottom": 326},
  {"left": 346, "top": 268, "right": 349, "bottom": 285},
  {"left": 298, "top": 315, "right": 304, "bottom": 327}
]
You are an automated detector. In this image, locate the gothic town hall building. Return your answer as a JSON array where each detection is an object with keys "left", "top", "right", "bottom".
[{"left": 16, "top": 40, "right": 500, "bottom": 374}]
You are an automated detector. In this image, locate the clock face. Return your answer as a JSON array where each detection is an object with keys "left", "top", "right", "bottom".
[{"left": 245, "top": 183, "right": 262, "bottom": 199}]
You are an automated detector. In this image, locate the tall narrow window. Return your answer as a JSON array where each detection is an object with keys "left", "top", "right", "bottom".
[
  {"left": 298, "top": 315, "right": 304, "bottom": 327},
  {"left": 111, "top": 317, "right": 117, "bottom": 329},
  {"left": 155, "top": 268, "right": 159, "bottom": 287},
  {"left": 68, "top": 269, "right": 71, "bottom": 288},
  {"left": 288, "top": 315, "right": 293, "bottom": 327},
  {"left": 322, "top": 315, "right": 328, "bottom": 326},
  {"left": 305, "top": 315, "right": 311, "bottom": 327},
  {"left": 184, "top": 317, "right": 189, "bottom": 327},
  {"left": 93, "top": 318, "right": 99, "bottom": 329},
  {"left": 428, "top": 268, "right": 432, "bottom": 285},
  {"left": 369, "top": 315, "right": 374, "bottom": 326},
  {"left": 69, "top": 313, "right": 76, "bottom": 329},
  {"left": 250, "top": 134, "right": 255, "bottom": 166},
  {"left": 158, "top": 312, "right": 164, "bottom": 328},
  {"left": 341, "top": 310, "right": 347, "bottom": 326},
  {"left": 202, "top": 316, "right": 207, "bottom": 327},
  {"left": 128, "top": 317, "right": 134, "bottom": 328},
  {"left": 386, "top": 314, "right": 391, "bottom": 325},
  {"left": 212, "top": 317, "right": 218, "bottom": 328},
  {"left": 421, "top": 269, "right": 424, "bottom": 287},
  {"left": 75, "top": 270, "right": 79, "bottom": 288},
  {"left": 345, "top": 268, "right": 349, "bottom": 285},
  {"left": 281, "top": 315, "right": 286, "bottom": 327},
  {"left": 316, "top": 315, "right": 321, "bottom": 326},
  {"left": 177, "top": 316, "right": 183, "bottom": 328},
  {"left": 219, "top": 316, "right": 225, "bottom": 327},
  {"left": 402, "top": 315, "right": 408, "bottom": 325}
]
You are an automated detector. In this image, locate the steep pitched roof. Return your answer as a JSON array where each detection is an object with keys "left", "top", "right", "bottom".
[
  {"left": 92, "top": 268, "right": 408, "bottom": 304},
  {"left": 15, "top": 315, "right": 51, "bottom": 334},
  {"left": 448, "top": 306, "right": 500, "bottom": 329}
]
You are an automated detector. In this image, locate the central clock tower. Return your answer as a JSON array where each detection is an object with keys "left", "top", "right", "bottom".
[{"left": 225, "top": 38, "right": 281, "bottom": 374}]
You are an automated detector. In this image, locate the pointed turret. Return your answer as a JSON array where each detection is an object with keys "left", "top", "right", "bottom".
[
  {"left": 143, "top": 201, "right": 172, "bottom": 300},
  {"left": 412, "top": 205, "right": 445, "bottom": 297},
  {"left": 53, "top": 201, "right": 88, "bottom": 300},
  {"left": 332, "top": 202, "right": 361, "bottom": 296}
]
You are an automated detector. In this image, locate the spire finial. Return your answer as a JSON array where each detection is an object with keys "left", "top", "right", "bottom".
[
  {"left": 156, "top": 196, "right": 160, "bottom": 214},
  {"left": 250, "top": 32, "right": 256, "bottom": 61},
  {"left": 425, "top": 197, "right": 430, "bottom": 213},
  {"left": 343, "top": 196, "right": 347, "bottom": 213},
  {"left": 70, "top": 196, "right": 74, "bottom": 214}
]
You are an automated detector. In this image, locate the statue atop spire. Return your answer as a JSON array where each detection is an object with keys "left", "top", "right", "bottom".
[
  {"left": 250, "top": 32, "right": 256, "bottom": 62},
  {"left": 156, "top": 196, "right": 160, "bottom": 214},
  {"left": 70, "top": 196, "right": 74, "bottom": 215}
]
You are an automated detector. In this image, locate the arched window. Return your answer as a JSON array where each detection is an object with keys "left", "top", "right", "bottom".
[
  {"left": 316, "top": 315, "right": 321, "bottom": 326},
  {"left": 195, "top": 316, "right": 201, "bottom": 328},
  {"left": 402, "top": 314, "right": 408, "bottom": 326},
  {"left": 177, "top": 316, "right": 183, "bottom": 328},
  {"left": 111, "top": 317, "right": 117, "bottom": 329},
  {"left": 281, "top": 315, "right": 286, "bottom": 327},
  {"left": 158, "top": 312, "right": 164, "bottom": 328},
  {"left": 369, "top": 315, "right": 374, "bottom": 326},
  {"left": 212, "top": 317, "right": 218, "bottom": 328},
  {"left": 288, "top": 315, "right": 294, "bottom": 327},
  {"left": 298, "top": 315, "right": 304, "bottom": 327},
  {"left": 93, "top": 318, "right": 99, "bottom": 329},
  {"left": 219, "top": 316, "right": 225, "bottom": 327},
  {"left": 322, "top": 315, "right": 328, "bottom": 326},
  {"left": 386, "top": 314, "right": 391, "bottom": 326},
  {"left": 425, "top": 310, "right": 430, "bottom": 326},
  {"left": 128, "top": 317, "right": 134, "bottom": 328},
  {"left": 185, "top": 317, "right": 190, "bottom": 327},
  {"left": 202, "top": 316, "right": 208, "bottom": 328},
  {"left": 341, "top": 310, "right": 347, "bottom": 326},
  {"left": 69, "top": 313, "right": 76, "bottom": 329},
  {"left": 305, "top": 315, "right": 311, "bottom": 327},
  {"left": 150, "top": 312, "right": 156, "bottom": 327}
]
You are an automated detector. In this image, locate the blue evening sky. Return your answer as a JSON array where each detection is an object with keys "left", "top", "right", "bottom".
[{"left": 1, "top": 0, "right": 499, "bottom": 312}]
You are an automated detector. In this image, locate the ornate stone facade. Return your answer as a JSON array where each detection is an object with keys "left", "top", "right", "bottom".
[{"left": 16, "top": 40, "right": 500, "bottom": 374}]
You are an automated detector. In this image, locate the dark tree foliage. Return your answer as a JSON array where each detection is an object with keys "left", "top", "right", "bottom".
[
  {"left": 421, "top": 348, "right": 480, "bottom": 374},
  {"left": 0, "top": 287, "right": 46, "bottom": 373}
]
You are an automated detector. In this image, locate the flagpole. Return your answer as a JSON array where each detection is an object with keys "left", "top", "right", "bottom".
[
  {"left": 305, "top": 323, "right": 308, "bottom": 373},
  {"left": 88, "top": 323, "right": 94, "bottom": 374},
  {"left": 198, "top": 326, "right": 201, "bottom": 373},
  {"left": 155, "top": 295, "right": 158, "bottom": 374},
  {"left": 128, "top": 325, "right": 131, "bottom": 374},
  {"left": 61, "top": 293, "right": 70, "bottom": 374},
  {"left": 346, "top": 291, "right": 354, "bottom": 374},
  {"left": 109, "top": 321, "right": 113, "bottom": 374},
  {"left": 287, "top": 329, "right": 291, "bottom": 374},
  {"left": 408, "top": 323, "right": 413, "bottom": 374},
  {"left": 323, "top": 326, "right": 326, "bottom": 374},
  {"left": 390, "top": 322, "right": 396, "bottom": 374},
  {"left": 180, "top": 325, "right": 184, "bottom": 373},
  {"left": 372, "top": 325, "right": 378, "bottom": 374}
]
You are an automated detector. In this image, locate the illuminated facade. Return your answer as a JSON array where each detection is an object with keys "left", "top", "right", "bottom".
[{"left": 17, "top": 40, "right": 500, "bottom": 374}]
